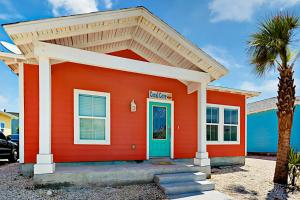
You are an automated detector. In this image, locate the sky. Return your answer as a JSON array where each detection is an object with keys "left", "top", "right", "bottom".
[{"left": 0, "top": 0, "right": 300, "bottom": 112}]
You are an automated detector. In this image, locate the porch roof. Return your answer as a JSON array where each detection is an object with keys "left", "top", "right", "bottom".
[{"left": 2, "top": 7, "right": 228, "bottom": 81}]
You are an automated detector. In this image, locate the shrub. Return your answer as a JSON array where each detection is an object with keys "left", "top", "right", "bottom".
[{"left": 288, "top": 149, "right": 300, "bottom": 186}]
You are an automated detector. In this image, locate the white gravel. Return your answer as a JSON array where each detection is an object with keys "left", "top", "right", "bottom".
[
  {"left": 0, "top": 161, "right": 166, "bottom": 200},
  {"left": 211, "top": 156, "right": 300, "bottom": 200}
]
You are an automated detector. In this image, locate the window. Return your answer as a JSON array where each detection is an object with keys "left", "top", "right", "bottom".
[
  {"left": 206, "top": 107, "right": 219, "bottom": 141},
  {"left": 224, "top": 109, "right": 238, "bottom": 142},
  {"left": 206, "top": 104, "right": 240, "bottom": 144},
  {"left": 152, "top": 106, "right": 167, "bottom": 140},
  {"left": 0, "top": 122, "right": 5, "bottom": 133},
  {"left": 74, "top": 89, "right": 110, "bottom": 144}
]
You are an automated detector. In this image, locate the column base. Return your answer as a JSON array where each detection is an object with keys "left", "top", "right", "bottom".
[
  {"left": 34, "top": 154, "right": 55, "bottom": 174},
  {"left": 194, "top": 152, "right": 210, "bottom": 166}
]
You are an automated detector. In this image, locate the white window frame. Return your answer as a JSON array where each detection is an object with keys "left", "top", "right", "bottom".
[
  {"left": 74, "top": 89, "right": 110, "bottom": 145},
  {"left": 206, "top": 106, "right": 219, "bottom": 142},
  {"left": 206, "top": 104, "right": 240, "bottom": 145}
]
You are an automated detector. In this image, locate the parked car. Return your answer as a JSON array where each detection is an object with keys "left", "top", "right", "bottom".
[
  {"left": 9, "top": 134, "right": 19, "bottom": 145},
  {"left": 0, "top": 131, "right": 18, "bottom": 162}
]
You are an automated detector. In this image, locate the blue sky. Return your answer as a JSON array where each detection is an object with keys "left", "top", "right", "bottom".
[{"left": 0, "top": 0, "right": 300, "bottom": 112}]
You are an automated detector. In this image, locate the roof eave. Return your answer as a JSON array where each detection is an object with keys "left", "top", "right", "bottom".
[{"left": 208, "top": 85, "right": 261, "bottom": 98}]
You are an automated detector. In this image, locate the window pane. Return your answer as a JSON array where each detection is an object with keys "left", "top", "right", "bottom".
[
  {"left": 206, "top": 125, "right": 218, "bottom": 141},
  {"left": 79, "top": 94, "right": 106, "bottom": 117},
  {"left": 79, "top": 94, "right": 93, "bottom": 116},
  {"left": 224, "top": 109, "right": 238, "bottom": 125},
  {"left": 206, "top": 107, "right": 212, "bottom": 123},
  {"left": 93, "top": 96, "right": 106, "bottom": 117},
  {"left": 224, "top": 126, "right": 231, "bottom": 141},
  {"left": 231, "top": 126, "right": 237, "bottom": 141},
  {"left": 153, "top": 106, "right": 167, "bottom": 139},
  {"left": 92, "top": 119, "right": 105, "bottom": 140},
  {"left": 80, "top": 118, "right": 105, "bottom": 140},
  {"left": 206, "top": 107, "right": 219, "bottom": 123},
  {"left": 224, "top": 125, "right": 237, "bottom": 141}
]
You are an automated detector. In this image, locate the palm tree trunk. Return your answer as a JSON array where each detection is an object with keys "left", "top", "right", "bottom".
[{"left": 273, "top": 66, "right": 296, "bottom": 184}]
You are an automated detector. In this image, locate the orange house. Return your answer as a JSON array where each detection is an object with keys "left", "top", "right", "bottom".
[{"left": 0, "top": 7, "right": 259, "bottom": 175}]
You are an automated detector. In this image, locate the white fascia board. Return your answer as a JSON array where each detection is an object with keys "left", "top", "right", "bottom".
[
  {"left": 34, "top": 41, "right": 210, "bottom": 83},
  {"left": 0, "top": 52, "right": 25, "bottom": 60},
  {"left": 140, "top": 9, "right": 228, "bottom": 77},
  {"left": 208, "top": 85, "right": 261, "bottom": 98},
  {"left": 4, "top": 8, "right": 142, "bottom": 35}
]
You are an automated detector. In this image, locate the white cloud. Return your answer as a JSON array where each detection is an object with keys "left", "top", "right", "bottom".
[
  {"left": 48, "top": 0, "right": 98, "bottom": 16},
  {"left": 103, "top": 0, "right": 113, "bottom": 9},
  {"left": 209, "top": 0, "right": 300, "bottom": 23},
  {"left": 0, "top": 95, "right": 8, "bottom": 104},
  {"left": 241, "top": 78, "right": 300, "bottom": 98},
  {"left": 202, "top": 45, "right": 243, "bottom": 69}
]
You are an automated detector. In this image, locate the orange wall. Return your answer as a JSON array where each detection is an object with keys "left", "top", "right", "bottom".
[
  {"left": 24, "top": 50, "right": 198, "bottom": 163},
  {"left": 207, "top": 90, "right": 246, "bottom": 157},
  {"left": 23, "top": 50, "right": 245, "bottom": 163}
]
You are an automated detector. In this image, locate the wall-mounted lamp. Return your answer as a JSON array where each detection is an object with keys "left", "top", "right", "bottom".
[{"left": 131, "top": 99, "right": 136, "bottom": 112}]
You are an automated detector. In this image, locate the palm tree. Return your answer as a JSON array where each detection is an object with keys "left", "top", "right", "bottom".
[{"left": 248, "top": 13, "right": 300, "bottom": 184}]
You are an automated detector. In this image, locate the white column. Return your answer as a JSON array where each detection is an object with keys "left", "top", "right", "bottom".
[
  {"left": 34, "top": 56, "right": 55, "bottom": 174},
  {"left": 18, "top": 63, "right": 24, "bottom": 163},
  {"left": 194, "top": 81, "right": 210, "bottom": 166}
]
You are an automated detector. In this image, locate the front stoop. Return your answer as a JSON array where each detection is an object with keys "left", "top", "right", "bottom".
[{"left": 154, "top": 172, "right": 230, "bottom": 200}]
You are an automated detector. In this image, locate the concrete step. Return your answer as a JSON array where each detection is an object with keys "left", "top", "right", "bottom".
[
  {"left": 159, "top": 180, "right": 215, "bottom": 195},
  {"left": 154, "top": 172, "right": 206, "bottom": 184},
  {"left": 167, "top": 190, "right": 232, "bottom": 200}
]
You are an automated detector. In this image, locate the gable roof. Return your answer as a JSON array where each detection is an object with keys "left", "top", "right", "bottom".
[
  {"left": 0, "top": 111, "right": 18, "bottom": 119},
  {"left": 2, "top": 6, "right": 228, "bottom": 80},
  {"left": 248, "top": 96, "right": 300, "bottom": 114}
]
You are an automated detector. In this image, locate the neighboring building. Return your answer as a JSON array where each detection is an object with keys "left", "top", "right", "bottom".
[
  {"left": 0, "top": 111, "right": 18, "bottom": 136},
  {"left": 0, "top": 7, "right": 259, "bottom": 175},
  {"left": 247, "top": 97, "right": 300, "bottom": 153},
  {"left": 8, "top": 112, "right": 19, "bottom": 135}
]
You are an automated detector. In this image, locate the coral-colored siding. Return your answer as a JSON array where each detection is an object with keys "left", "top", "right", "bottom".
[
  {"left": 24, "top": 65, "right": 39, "bottom": 163},
  {"left": 207, "top": 90, "right": 246, "bottom": 157},
  {"left": 23, "top": 49, "right": 245, "bottom": 163},
  {"left": 24, "top": 50, "right": 198, "bottom": 163}
]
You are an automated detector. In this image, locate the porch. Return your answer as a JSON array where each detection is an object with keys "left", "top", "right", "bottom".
[{"left": 33, "top": 159, "right": 211, "bottom": 186}]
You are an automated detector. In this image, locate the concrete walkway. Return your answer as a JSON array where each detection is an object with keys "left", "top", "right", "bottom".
[{"left": 168, "top": 191, "right": 232, "bottom": 200}]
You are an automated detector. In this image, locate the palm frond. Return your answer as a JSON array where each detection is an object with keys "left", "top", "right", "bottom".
[{"left": 247, "top": 12, "right": 300, "bottom": 76}]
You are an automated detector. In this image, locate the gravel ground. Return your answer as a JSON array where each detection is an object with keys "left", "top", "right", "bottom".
[
  {"left": 211, "top": 156, "right": 300, "bottom": 200},
  {"left": 2, "top": 157, "right": 300, "bottom": 200},
  {"left": 0, "top": 161, "right": 166, "bottom": 200}
]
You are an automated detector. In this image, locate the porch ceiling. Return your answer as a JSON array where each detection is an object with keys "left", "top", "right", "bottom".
[{"left": 3, "top": 7, "right": 228, "bottom": 81}]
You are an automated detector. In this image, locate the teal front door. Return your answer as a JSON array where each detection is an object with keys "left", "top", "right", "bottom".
[{"left": 148, "top": 101, "right": 171, "bottom": 158}]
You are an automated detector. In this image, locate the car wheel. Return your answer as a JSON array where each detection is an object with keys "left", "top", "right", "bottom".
[{"left": 9, "top": 149, "right": 18, "bottom": 163}]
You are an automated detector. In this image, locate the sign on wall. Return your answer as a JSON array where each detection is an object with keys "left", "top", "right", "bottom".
[{"left": 149, "top": 90, "right": 172, "bottom": 100}]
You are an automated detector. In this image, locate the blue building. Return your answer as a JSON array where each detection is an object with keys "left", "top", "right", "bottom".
[{"left": 247, "top": 97, "right": 300, "bottom": 153}]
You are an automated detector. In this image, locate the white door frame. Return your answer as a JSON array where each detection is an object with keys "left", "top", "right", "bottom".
[{"left": 146, "top": 98, "right": 174, "bottom": 160}]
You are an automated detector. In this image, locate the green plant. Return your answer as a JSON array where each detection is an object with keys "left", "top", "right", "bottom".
[
  {"left": 288, "top": 149, "right": 300, "bottom": 186},
  {"left": 248, "top": 13, "right": 300, "bottom": 184}
]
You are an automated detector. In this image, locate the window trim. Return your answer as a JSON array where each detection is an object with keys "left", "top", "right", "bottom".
[
  {"left": 206, "top": 107, "right": 219, "bottom": 142},
  {"left": 206, "top": 104, "right": 240, "bottom": 145},
  {"left": 74, "top": 89, "right": 110, "bottom": 145}
]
